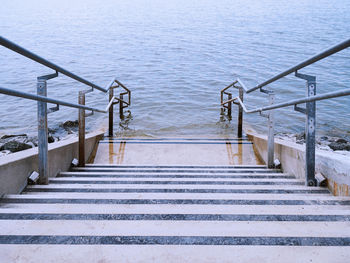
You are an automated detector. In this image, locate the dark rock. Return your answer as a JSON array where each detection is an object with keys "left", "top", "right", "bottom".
[
  {"left": 48, "top": 135, "right": 55, "bottom": 143},
  {"left": 59, "top": 120, "right": 79, "bottom": 134},
  {"left": 296, "top": 133, "right": 305, "bottom": 141},
  {"left": 0, "top": 141, "right": 33, "bottom": 153},
  {"left": 60, "top": 120, "right": 79, "bottom": 129},
  {"left": 320, "top": 136, "right": 328, "bottom": 141},
  {"left": 336, "top": 138, "right": 348, "bottom": 144},
  {"left": 1, "top": 134, "right": 27, "bottom": 139},
  {"left": 48, "top": 128, "right": 57, "bottom": 134},
  {"left": 329, "top": 142, "right": 350, "bottom": 151}
]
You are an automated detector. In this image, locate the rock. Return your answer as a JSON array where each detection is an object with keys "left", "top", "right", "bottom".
[
  {"left": 328, "top": 142, "right": 350, "bottom": 151},
  {"left": 60, "top": 120, "right": 79, "bottom": 130},
  {"left": 320, "top": 136, "right": 328, "bottom": 141},
  {"left": 0, "top": 141, "right": 33, "bottom": 153},
  {"left": 295, "top": 132, "right": 305, "bottom": 141},
  {"left": 1, "top": 134, "right": 27, "bottom": 139},
  {"left": 48, "top": 128, "right": 57, "bottom": 134},
  {"left": 48, "top": 135, "right": 55, "bottom": 143},
  {"left": 336, "top": 138, "right": 348, "bottom": 144},
  {"left": 59, "top": 120, "right": 79, "bottom": 134}
]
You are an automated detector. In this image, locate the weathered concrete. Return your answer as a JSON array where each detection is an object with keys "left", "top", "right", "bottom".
[
  {"left": 0, "top": 131, "right": 103, "bottom": 196},
  {"left": 246, "top": 129, "right": 350, "bottom": 196}
]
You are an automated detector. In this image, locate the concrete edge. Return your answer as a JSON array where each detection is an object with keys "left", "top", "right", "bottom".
[
  {"left": 0, "top": 130, "right": 104, "bottom": 196},
  {"left": 245, "top": 128, "right": 350, "bottom": 196}
]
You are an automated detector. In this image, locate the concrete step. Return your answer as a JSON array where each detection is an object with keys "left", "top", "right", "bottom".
[
  {"left": 1, "top": 220, "right": 350, "bottom": 237},
  {"left": 25, "top": 184, "right": 330, "bottom": 195},
  {"left": 1, "top": 154, "right": 350, "bottom": 262},
  {"left": 2, "top": 204, "right": 350, "bottom": 215},
  {"left": 1, "top": 212, "right": 350, "bottom": 221},
  {"left": 42, "top": 182, "right": 332, "bottom": 190},
  {"left": 20, "top": 192, "right": 344, "bottom": 200},
  {"left": 52, "top": 177, "right": 304, "bottom": 183},
  {"left": 85, "top": 164, "right": 267, "bottom": 169},
  {"left": 71, "top": 167, "right": 282, "bottom": 174},
  {"left": 58, "top": 172, "right": 290, "bottom": 178},
  {"left": 1, "top": 245, "right": 349, "bottom": 263},
  {"left": 2, "top": 195, "right": 350, "bottom": 205}
]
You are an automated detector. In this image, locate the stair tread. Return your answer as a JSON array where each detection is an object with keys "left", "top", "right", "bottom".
[
  {"left": 1, "top": 220, "right": 350, "bottom": 237},
  {"left": 2, "top": 204, "right": 350, "bottom": 215}
]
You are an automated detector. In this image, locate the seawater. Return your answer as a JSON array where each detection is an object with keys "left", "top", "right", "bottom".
[{"left": 1, "top": 0, "right": 349, "bottom": 138}]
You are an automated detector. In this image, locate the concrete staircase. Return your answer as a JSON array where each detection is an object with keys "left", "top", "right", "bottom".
[{"left": 0, "top": 137, "right": 350, "bottom": 262}]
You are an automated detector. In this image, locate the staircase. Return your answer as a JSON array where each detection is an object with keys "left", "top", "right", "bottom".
[{"left": 0, "top": 138, "right": 350, "bottom": 262}]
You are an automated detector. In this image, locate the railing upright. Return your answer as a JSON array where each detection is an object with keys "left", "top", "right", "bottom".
[
  {"left": 109, "top": 87, "right": 114, "bottom": 137},
  {"left": 295, "top": 72, "right": 317, "bottom": 186},
  {"left": 267, "top": 92, "right": 275, "bottom": 168},
  {"left": 237, "top": 89, "right": 244, "bottom": 138}
]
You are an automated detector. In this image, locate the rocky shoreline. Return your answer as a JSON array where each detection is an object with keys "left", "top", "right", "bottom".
[
  {"left": 276, "top": 132, "right": 350, "bottom": 155},
  {"left": 0, "top": 120, "right": 79, "bottom": 157}
]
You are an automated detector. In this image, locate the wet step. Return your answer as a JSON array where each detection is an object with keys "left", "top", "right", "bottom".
[{"left": 93, "top": 137, "right": 261, "bottom": 165}]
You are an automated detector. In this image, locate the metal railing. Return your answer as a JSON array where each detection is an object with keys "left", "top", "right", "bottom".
[
  {"left": 0, "top": 36, "right": 131, "bottom": 184},
  {"left": 221, "top": 38, "right": 350, "bottom": 186}
]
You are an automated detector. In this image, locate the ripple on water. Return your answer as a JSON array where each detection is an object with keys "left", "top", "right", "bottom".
[{"left": 0, "top": 0, "right": 349, "bottom": 139}]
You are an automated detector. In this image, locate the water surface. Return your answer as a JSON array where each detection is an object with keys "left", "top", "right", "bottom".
[{"left": 0, "top": 0, "right": 349, "bottom": 138}]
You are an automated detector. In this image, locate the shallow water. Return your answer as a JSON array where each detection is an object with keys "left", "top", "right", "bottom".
[{"left": 0, "top": 0, "right": 349, "bottom": 139}]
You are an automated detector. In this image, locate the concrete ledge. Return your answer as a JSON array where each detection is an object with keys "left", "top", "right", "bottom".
[
  {"left": 0, "top": 131, "right": 104, "bottom": 196},
  {"left": 246, "top": 130, "right": 350, "bottom": 196}
]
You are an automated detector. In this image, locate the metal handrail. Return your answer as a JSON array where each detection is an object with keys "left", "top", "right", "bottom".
[
  {"left": 0, "top": 36, "right": 132, "bottom": 184},
  {"left": 220, "top": 38, "right": 350, "bottom": 186},
  {"left": 248, "top": 38, "right": 350, "bottom": 93},
  {"left": 222, "top": 88, "right": 350, "bottom": 114},
  {"left": 0, "top": 86, "right": 113, "bottom": 113},
  {"left": 0, "top": 36, "right": 107, "bottom": 92}
]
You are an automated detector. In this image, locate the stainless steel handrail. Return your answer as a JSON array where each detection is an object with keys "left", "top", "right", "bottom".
[
  {"left": 0, "top": 86, "right": 116, "bottom": 113},
  {"left": 248, "top": 38, "right": 350, "bottom": 93},
  {"left": 0, "top": 36, "right": 132, "bottom": 184},
  {"left": 221, "top": 38, "right": 350, "bottom": 186},
  {"left": 222, "top": 88, "right": 350, "bottom": 114},
  {"left": 0, "top": 36, "right": 107, "bottom": 92}
]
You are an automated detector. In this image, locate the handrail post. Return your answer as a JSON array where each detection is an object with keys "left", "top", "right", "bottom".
[
  {"left": 305, "top": 77, "right": 317, "bottom": 186},
  {"left": 108, "top": 87, "right": 114, "bottom": 136},
  {"left": 295, "top": 72, "right": 317, "bottom": 186},
  {"left": 119, "top": 93, "right": 124, "bottom": 120},
  {"left": 267, "top": 93, "right": 275, "bottom": 168},
  {"left": 78, "top": 91, "right": 85, "bottom": 167},
  {"left": 37, "top": 78, "right": 49, "bottom": 184},
  {"left": 227, "top": 93, "right": 232, "bottom": 119},
  {"left": 237, "top": 88, "right": 244, "bottom": 138}
]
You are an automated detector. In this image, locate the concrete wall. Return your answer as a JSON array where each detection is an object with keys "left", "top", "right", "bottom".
[
  {"left": 246, "top": 130, "right": 350, "bottom": 196},
  {"left": 0, "top": 131, "right": 104, "bottom": 196}
]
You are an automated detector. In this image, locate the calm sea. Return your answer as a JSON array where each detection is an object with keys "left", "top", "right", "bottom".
[{"left": 1, "top": 0, "right": 349, "bottom": 139}]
